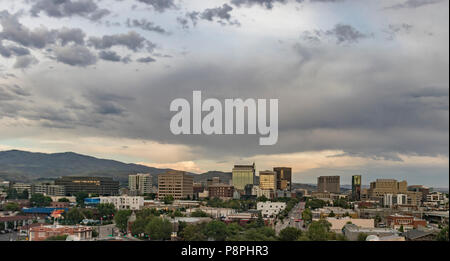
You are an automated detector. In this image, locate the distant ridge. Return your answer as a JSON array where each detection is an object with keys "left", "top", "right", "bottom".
[{"left": 0, "top": 150, "right": 230, "bottom": 184}]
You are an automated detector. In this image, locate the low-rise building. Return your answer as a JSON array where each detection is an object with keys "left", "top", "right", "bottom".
[
  {"left": 326, "top": 218, "right": 375, "bottom": 233},
  {"left": 29, "top": 224, "right": 93, "bottom": 241},
  {"left": 343, "top": 224, "right": 399, "bottom": 241},
  {"left": 257, "top": 201, "right": 286, "bottom": 218},
  {"left": 386, "top": 214, "right": 427, "bottom": 231},
  {"left": 208, "top": 184, "right": 234, "bottom": 200},
  {"left": 312, "top": 207, "right": 358, "bottom": 219},
  {"left": 99, "top": 196, "right": 144, "bottom": 210}
]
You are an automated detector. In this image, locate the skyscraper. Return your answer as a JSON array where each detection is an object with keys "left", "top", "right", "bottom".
[
  {"left": 259, "top": 170, "right": 277, "bottom": 191},
  {"left": 157, "top": 171, "right": 193, "bottom": 200},
  {"left": 317, "top": 176, "right": 340, "bottom": 193},
  {"left": 128, "top": 173, "right": 152, "bottom": 195},
  {"left": 232, "top": 163, "right": 255, "bottom": 191},
  {"left": 273, "top": 167, "right": 292, "bottom": 191},
  {"left": 352, "top": 175, "right": 362, "bottom": 201}
]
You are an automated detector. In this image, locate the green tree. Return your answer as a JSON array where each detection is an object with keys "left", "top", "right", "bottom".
[
  {"left": 6, "top": 188, "right": 18, "bottom": 199},
  {"left": 436, "top": 226, "right": 449, "bottom": 241},
  {"left": 307, "top": 220, "right": 332, "bottom": 241},
  {"left": 257, "top": 195, "right": 269, "bottom": 202},
  {"left": 279, "top": 227, "right": 302, "bottom": 241},
  {"left": 45, "top": 235, "right": 68, "bottom": 241},
  {"left": 205, "top": 220, "right": 228, "bottom": 241},
  {"left": 58, "top": 198, "right": 70, "bottom": 202},
  {"left": 302, "top": 208, "right": 312, "bottom": 223},
  {"left": 30, "top": 193, "right": 52, "bottom": 207},
  {"left": 256, "top": 212, "right": 265, "bottom": 227},
  {"left": 74, "top": 192, "right": 89, "bottom": 206},
  {"left": 81, "top": 209, "right": 93, "bottom": 219},
  {"left": 191, "top": 210, "right": 209, "bottom": 217},
  {"left": 145, "top": 217, "right": 172, "bottom": 240},
  {"left": 181, "top": 224, "right": 207, "bottom": 241},
  {"left": 328, "top": 211, "right": 336, "bottom": 218},
  {"left": 20, "top": 189, "right": 29, "bottom": 200},
  {"left": 66, "top": 208, "right": 84, "bottom": 224},
  {"left": 115, "top": 210, "right": 132, "bottom": 232},
  {"left": 97, "top": 203, "right": 116, "bottom": 220},
  {"left": 163, "top": 195, "right": 174, "bottom": 205},
  {"left": 4, "top": 202, "right": 20, "bottom": 211},
  {"left": 357, "top": 233, "right": 368, "bottom": 241},
  {"left": 399, "top": 225, "right": 404, "bottom": 233}
]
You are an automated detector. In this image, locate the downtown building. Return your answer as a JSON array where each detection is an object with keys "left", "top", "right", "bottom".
[
  {"left": 157, "top": 171, "right": 194, "bottom": 200},
  {"left": 54, "top": 176, "right": 119, "bottom": 196},
  {"left": 273, "top": 167, "right": 292, "bottom": 191},
  {"left": 259, "top": 170, "right": 277, "bottom": 199},
  {"left": 352, "top": 175, "right": 362, "bottom": 201},
  {"left": 317, "top": 176, "right": 340, "bottom": 194},
  {"left": 232, "top": 163, "right": 256, "bottom": 192},
  {"left": 128, "top": 173, "right": 152, "bottom": 195}
]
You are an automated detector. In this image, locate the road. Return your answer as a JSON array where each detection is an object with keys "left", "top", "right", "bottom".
[
  {"left": 0, "top": 231, "right": 19, "bottom": 241},
  {"left": 95, "top": 224, "right": 120, "bottom": 239},
  {"left": 275, "top": 201, "right": 306, "bottom": 235}
]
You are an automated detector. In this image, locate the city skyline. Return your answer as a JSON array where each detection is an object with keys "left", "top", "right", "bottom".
[{"left": 1, "top": 0, "right": 448, "bottom": 187}]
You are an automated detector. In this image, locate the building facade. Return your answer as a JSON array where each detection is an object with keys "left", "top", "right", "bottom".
[
  {"left": 257, "top": 201, "right": 287, "bottom": 218},
  {"left": 259, "top": 170, "right": 277, "bottom": 192},
  {"left": 368, "top": 179, "right": 407, "bottom": 199},
  {"left": 100, "top": 196, "right": 144, "bottom": 210},
  {"left": 273, "top": 167, "right": 292, "bottom": 191},
  {"left": 128, "top": 173, "right": 152, "bottom": 195},
  {"left": 317, "top": 176, "right": 340, "bottom": 193},
  {"left": 232, "top": 163, "right": 255, "bottom": 191},
  {"left": 29, "top": 225, "right": 93, "bottom": 241},
  {"left": 54, "top": 176, "right": 119, "bottom": 196},
  {"left": 158, "top": 171, "right": 194, "bottom": 200},
  {"left": 352, "top": 175, "right": 362, "bottom": 201},
  {"left": 208, "top": 184, "right": 234, "bottom": 199},
  {"left": 32, "top": 184, "right": 66, "bottom": 196}
]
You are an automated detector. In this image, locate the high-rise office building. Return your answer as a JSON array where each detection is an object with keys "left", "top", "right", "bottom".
[
  {"left": 317, "top": 176, "right": 340, "bottom": 193},
  {"left": 259, "top": 170, "right": 277, "bottom": 192},
  {"left": 232, "top": 163, "right": 255, "bottom": 191},
  {"left": 273, "top": 167, "right": 292, "bottom": 191},
  {"left": 128, "top": 173, "right": 152, "bottom": 195},
  {"left": 157, "top": 171, "right": 193, "bottom": 200},
  {"left": 55, "top": 176, "right": 119, "bottom": 196},
  {"left": 368, "top": 179, "right": 407, "bottom": 199},
  {"left": 352, "top": 175, "right": 362, "bottom": 201}
]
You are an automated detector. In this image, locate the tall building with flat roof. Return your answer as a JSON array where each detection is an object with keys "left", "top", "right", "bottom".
[
  {"left": 232, "top": 163, "right": 255, "bottom": 191},
  {"left": 259, "top": 170, "right": 277, "bottom": 192},
  {"left": 317, "top": 176, "right": 340, "bottom": 194},
  {"left": 128, "top": 173, "right": 152, "bottom": 195},
  {"left": 158, "top": 171, "right": 193, "bottom": 200},
  {"left": 352, "top": 175, "right": 362, "bottom": 201},
  {"left": 273, "top": 167, "right": 292, "bottom": 191},
  {"left": 368, "top": 179, "right": 407, "bottom": 199},
  {"left": 54, "top": 176, "right": 119, "bottom": 196}
]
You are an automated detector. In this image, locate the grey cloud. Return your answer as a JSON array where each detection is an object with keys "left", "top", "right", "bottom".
[
  {"left": 14, "top": 55, "right": 38, "bottom": 69},
  {"left": 30, "top": 0, "right": 111, "bottom": 21},
  {"left": 0, "top": 41, "right": 31, "bottom": 57},
  {"left": 385, "top": 0, "right": 444, "bottom": 9},
  {"left": 302, "top": 24, "right": 368, "bottom": 44},
  {"left": 179, "top": 4, "right": 239, "bottom": 28},
  {"left": 88, "top": 31, "right": 151, "bottom": 52},
  {"left": 136, "top": 56, "right": 156, "bottom": 63},
  {"left": 57, "top": 27, "right": 86, "bottom": 46},
  {"left": 231, "top": 0, "right": 287, "bottom": 9},
  {"left": 136, "top": 0, "right": 176, "bottom": 12},
  {"left": 54, "top": 45, "right": 97, "bottom": 66},
  {"left": 98, "top": 50, "right": 122, "bottom": 62},
  {"left": 126, "top": 18, "right": 168, "bottom": 34}
]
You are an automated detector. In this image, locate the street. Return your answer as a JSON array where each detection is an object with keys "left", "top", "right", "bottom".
[
  {"left": 275, "top": 201, "right": 306, "bottom": 235},
  {"left": 0, "top": 231, "right": 19, "bottom": 241},
  {"left": 95, "top": 224, "right": 120, "bottom": 239}
]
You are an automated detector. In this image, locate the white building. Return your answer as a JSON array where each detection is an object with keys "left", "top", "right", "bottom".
[
  {"left": 257, "top": 201, "right": 287, "bottom": 218},
  {"left": 384, "top": 194, "right": 407, "bottom": 207},
  {"left": 128, "top": 173, "right": 152, "bottom": 195},
  {"left": 100, "top": 196, "right": 144, "bottom": 210},
  {"left": 252, "top": 186, "right": 272, "bottom": 199},
  {"left": 427, "top": 191, "right": 448, "bottom": 204}
]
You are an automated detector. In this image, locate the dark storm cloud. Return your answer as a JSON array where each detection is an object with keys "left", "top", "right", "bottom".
[
  {"left": 0, "top": 84, "right": 30, "bottom": 101},
  {"left": 0, "top": 41, "right": 30, "bottom": 57},
  {"left": 88, "top": 31, "right": 152, "bottom": 52},
  {"left": 29, "top": 0, "right": 111, "bottom": 21},
  {"left": 385, "top": 0, "right": 444, "bottom": 9},
  {"left": 136, "top": 0, "right": 176, "bottom": 12},
  {"left": 126, "top": 18, "right": 168, "bottom": 34},
  {"left": 231, "top": 0, "right": 287, "bottom": 9},
  {"left": 54, "top": 44, "right": 97, "bottom": 66}
]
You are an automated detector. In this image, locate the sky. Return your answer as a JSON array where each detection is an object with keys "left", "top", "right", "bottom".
[{"left": 0, "top": 0, "right": 448, "bottom": 187}]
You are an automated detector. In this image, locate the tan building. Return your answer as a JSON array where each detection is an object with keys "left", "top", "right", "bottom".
[
  {"left": 317, "top": 176, "right": 340, "bottom": 193},
  {"left": 259, "top": 170, "right": 277, "bottom": 192},
  {"left": 208, "top": 184, "right": 234, "bottom": 199},
  {"left": 368, "top": 179, "right": 407, "bottom": 199},
  {"left": 158, "top": 171, "right": 194, "bottom": 200},
  {"left": 273, "top": 167, "right": 292, "bottom": 191}
]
